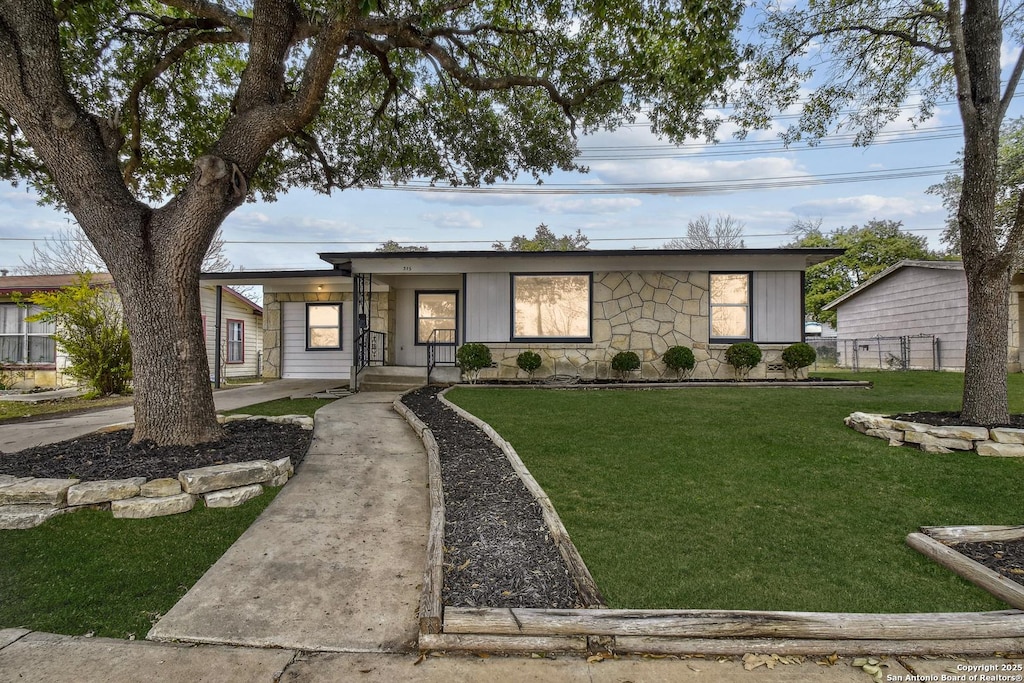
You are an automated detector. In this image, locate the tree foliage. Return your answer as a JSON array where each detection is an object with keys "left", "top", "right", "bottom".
[
  {"left": 493, "top": 224, "right": 590, "bottom": 251},
  {"left": 0, "top": 0, "right": 745, "bottom": 444},
  {"left": 664, "top": 214, "right": 745, "bottom": 249},
  {"left": 25, "top": 274, "right": 132, "bottom": 397},
  {"left": 789, "top": 220, "right": 935, "bottom": 326},
  {"left": 375, "top": 240, "right": 429, "bottom": 252}
]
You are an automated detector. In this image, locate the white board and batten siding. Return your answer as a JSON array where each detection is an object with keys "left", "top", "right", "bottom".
[
  {"left": 281, "top": 300, "right": 351, "bottom": 379},
  {"left": 753, "top": 271, "right": 803, "bottom": 343},
  {"left": 835, "top": 267, "right": 967, "bottom": 370},
  {"left": 465, "top": 273, "right": 511, "bottom": 342}
]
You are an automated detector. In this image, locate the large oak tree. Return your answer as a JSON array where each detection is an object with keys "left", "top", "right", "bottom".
[
  {"left": 0, "top": 0, "right": 743, "bottom": 445},
  {"left": 735, "top": 0, "right": 1024, "bottom": 424}
]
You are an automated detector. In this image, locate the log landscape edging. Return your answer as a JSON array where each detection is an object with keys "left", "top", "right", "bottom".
[
  {"left": 396, "top": 388, "right": 1024, "bottom": 656},
  {"left": 0, "top": 413, "right": 311, "bottom": 530}
]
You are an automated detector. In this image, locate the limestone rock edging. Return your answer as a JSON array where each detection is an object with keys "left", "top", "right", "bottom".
[
  {"left": 0, "top": 413, "right": 309, "bottom": 530},
  {"left": 846, "top": 412, "right": 1024, "bottom": 458}
]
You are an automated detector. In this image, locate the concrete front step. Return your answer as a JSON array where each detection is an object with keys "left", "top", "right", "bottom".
[{"left": 358, "top": 366, "right": 428, "bottom": 392}]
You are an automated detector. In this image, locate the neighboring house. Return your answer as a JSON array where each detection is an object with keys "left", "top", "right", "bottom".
[
  {"left": 822, "top": 260, "right": 1021, "bottom": 372},
  {"left": 202, "top": 248, "right": 841, "bottom": 388},
  {"left": 0, "top": 273, "right": 262, "bottom": 389}
]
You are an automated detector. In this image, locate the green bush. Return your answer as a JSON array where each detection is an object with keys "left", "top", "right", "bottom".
[
  {"left": 516, "top": 350, "right": 543, "bottom": 379},
  {"left": 26, "top": 273, "right": 132, "bottom": 397},
  {"left": 724, "top": 342, "right": 761, "bottom": 379},
  {"left": 662, "top": 345, "right": 695, "bottom": 379},
  {"left": 781, "top": 342, "right": 817, "bottom": 378},
  {"left": 611, "top": 351, "right": 641, "bottom": 380},
  {"left": 456, "top": 343, "right": 492, "bottom": 384}
]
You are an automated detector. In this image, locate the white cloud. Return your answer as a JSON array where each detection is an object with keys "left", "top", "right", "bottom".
[
  {"left": 419, "top": 211, "right": 484, "bottom": 230},
  {"left": 540, "top": 197, "right": 642, "bottom": 215},
  {"left": 590, "top": 156, "right": 806, "bottom": 185},
  {"left": 791, "top": 194, "right": 942, "bottom": 218},
  {"left": 1003, "top": 43, "right": 1022, "bottom": 70}
]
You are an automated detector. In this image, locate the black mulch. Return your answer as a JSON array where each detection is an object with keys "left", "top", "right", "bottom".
[
  {"left": 889, "top": 411, "right": 1024, "bottom": 429},
  {"left": 952, "top": 540, "right": 1024, "bottom": 588},
  {"left": 401, "top": 386, "right": 582, "bottom": 610},
  {"left": 0, "top": 421, "right": 313, "bottom": 481}
]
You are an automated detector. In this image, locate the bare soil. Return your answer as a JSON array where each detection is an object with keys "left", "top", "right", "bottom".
[
  {"left": 0, "top": 421, "right": 312, "bottom": 481},
  {"left": 401, "top": 385, "right": 582, "bottom": 609}
]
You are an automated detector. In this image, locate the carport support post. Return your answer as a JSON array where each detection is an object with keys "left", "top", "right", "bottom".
[
  {"left": 214, "top": 285, "right": 222, "bottom": 389},
  {"left": 351, "top": 274, "right": 360, "bottom": 391}
]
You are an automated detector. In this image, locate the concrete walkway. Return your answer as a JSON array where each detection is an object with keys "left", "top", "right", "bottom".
[
  {"left": 0, "top": 379, "right": 344, "bottom": 452},
  {"left": 147, "top": 392, "right": 428, "bottom": 653}
]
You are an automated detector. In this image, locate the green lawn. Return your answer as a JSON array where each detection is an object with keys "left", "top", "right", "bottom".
[
  {"left": 0, "top": 396, "right": 330, "bottom": 638},
  {"left": 446, "top": 372, "right": 1024, "bottom": 613}
]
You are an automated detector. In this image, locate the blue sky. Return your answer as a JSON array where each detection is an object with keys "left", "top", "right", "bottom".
[{"left": 0, "top": 23, "right": 1019, "bottom": 274}]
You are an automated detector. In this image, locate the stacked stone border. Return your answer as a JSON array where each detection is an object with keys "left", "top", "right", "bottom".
[
  {"left": 0, "top": 414, "right": 312, "bottom": 530},
  {"left": 845, "top": 412, "right": 1024, "bottom": 457},
  {"left": 397, "top": 390, "right": 1024, "bottom": 656}
]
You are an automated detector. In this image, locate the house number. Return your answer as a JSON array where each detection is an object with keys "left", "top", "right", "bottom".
[{"left": 402, "top": 266, "right": 412, "bottom": 271}]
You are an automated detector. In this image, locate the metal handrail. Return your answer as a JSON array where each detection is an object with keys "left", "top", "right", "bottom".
[
  {"left": 356, "top": 329, "right": 386, "bottom": 372},
  {"left": 426, "top": 328, "right": 456, "bottom": 377}
]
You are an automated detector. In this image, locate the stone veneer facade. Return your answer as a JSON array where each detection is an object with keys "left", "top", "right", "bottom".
[
  {"left": 261, "top": 291, "right": 390, "bottom": 379},
  {"left": 476, "top": 270, "right": 792, "bottom": 381}
]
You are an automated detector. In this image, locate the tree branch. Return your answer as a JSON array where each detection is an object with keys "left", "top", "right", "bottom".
[
  {"left": 1000, "top": 44, "right": 1024, "bottom": 121},
  {"left": 156, "top": 0, "right": 253, "bottom": 40},
  {"left": 947, "top": 0, "right": 976, "bottom": 121}
]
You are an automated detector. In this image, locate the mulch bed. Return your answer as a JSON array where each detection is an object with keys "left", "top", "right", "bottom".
[
  {"left": 952, "top": 540, "right": 1024, "bottom": 588},
  {"left": 0, "top": 421, "right": 313, "bottom": 481},
  {"left": 401, "top": 386, "right": 582, "bottom": 610},
  {"left": 889, "top": 411, "right": 1024, "bottom": 429}
]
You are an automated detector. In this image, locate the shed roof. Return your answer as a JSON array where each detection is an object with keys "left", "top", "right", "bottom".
[
  {"left": 822, "top": 260, "right": 964, "bottom": 311},
  {"left": 0, "top": 273, "right": 114, "bottom": 296}
]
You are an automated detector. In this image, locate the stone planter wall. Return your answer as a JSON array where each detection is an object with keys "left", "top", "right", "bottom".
[
  {"left": 845, "top": 412, "right": 1024, "bottom": 457},
  {"left": 0, "top": 414, "right": 312, "bottom": 530}
]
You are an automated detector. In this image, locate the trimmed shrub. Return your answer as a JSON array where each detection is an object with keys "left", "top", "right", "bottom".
[
  {"left": 662, "top": 345, "right": 695, "bottom": 379},
  {"left": 456, "top": 343, "right": 492, "bottom": 384},
  {"left": 516, "top": 350, "right": 543, "bottom": 379},
  {"left": 611, "top": 350, "right": 641, "bottom": 380},
  {"left": 724, "top": 342, "right": 762, "bottom": 379},
  {"left": 782, "top": 342, "right": 817, "bottom": 378}
]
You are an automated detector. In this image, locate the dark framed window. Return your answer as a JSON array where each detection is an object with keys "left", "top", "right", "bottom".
[
  {"left": 416, "top": 291, "right": 458, "bottom": 345},
  {"left": 226, "top": 319, "right": 244, "bottom": 363},
  {"left": 0, "top": 303, "right": 55, "bottom": 366},
  {"left": 511, "top": 273, "right": 592, "bottom": 341},
  {"left": 709, "top": 272, "right": 751, "bottom": 341},
  {"left": 306, "top": 303, "right": 342, "bottom": 350}
]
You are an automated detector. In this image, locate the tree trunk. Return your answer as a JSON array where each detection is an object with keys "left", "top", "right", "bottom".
[{"left": 956, "top": 0, "right": 1010, "bottom": 425}]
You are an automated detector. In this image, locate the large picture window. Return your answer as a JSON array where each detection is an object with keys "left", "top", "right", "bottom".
[
  {"left": 0, "top": 303, "right": 55, "bottom": 366},
  {"left": 512, "top": 274, "right": 591, "bottom": 340},
  {"left": 709, "top": 273, "right": 750, "bottom": 340},
  {"left": 226, "top": 319, "right": 244, "bottom": 363},
  {"left": 306, "top": 303, "right": 342, "bottom": 350},
  {"left": 416, "top": 292, "right": 457, "bottom": 345}
]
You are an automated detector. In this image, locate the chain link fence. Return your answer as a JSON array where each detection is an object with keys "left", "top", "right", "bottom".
[{"left": 806, "top": 335, "right": 939, "bottom": 371}]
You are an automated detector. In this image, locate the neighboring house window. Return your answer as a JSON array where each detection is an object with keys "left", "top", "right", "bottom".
[
  {"left": 0, "top": 303, "right": 56, "bottom": 365},
  {"left": 226, "top": 319, "right": 244, "bottom": 363},
  {"left": 512, "top": 274, "right": 591, "bottom": 340},
  {"left": 416, "top": 292, "right": 457, "bottom": 345},
  {"left": 306, "top": 303, "right": 342, "bottom": 350},
  {"left": 709, "top": 273, "right": 751, "bottom": 341}
]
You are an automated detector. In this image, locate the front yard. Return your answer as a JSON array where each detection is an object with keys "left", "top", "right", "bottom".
[{"left": 446, "top": 372, "right": 1024, "bottom": 613}]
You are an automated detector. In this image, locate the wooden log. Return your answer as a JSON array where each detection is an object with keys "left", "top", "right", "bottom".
[
  {"left": 394, "top": 398, "right": 445, "bottom": 635},
  {"left": 921, "top": 525, "right": 1024, "bottom": 543},
  {"left": 418, "top": 632, "right": 588, "bottom": 653},
  {"left": 907, "top": 532, "right": 1024, "bottom": 610},
  {"left": 443, "top": 606, "right": 1024, "bottom": 640},
  {"left": 614, "top": 635, "right": 1024, "bottom": 657},
  {"left": 438, "top": 389, "right": 606, "bottom": 608}
]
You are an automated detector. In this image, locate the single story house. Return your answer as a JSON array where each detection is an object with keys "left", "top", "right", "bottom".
[
  {"left": 202, "top": 248, "right": 842, "bottom": 388},
  {"left": 822, "top": 260, "right": 1021, "bottom": 372},
  {"left": 0, "top": 273, "right": 263, "bottom": 389}
]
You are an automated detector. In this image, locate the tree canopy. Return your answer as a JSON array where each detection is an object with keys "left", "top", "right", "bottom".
[
  {"left": 493, "top": 224, "right": 590, "bottom": 251},
  {"left": 789, "top": 220, "right": 937, "bottom": 326}
]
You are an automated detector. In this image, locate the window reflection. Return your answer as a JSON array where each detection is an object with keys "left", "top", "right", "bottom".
[{"left": 513, "top": 275, "right": 590, "bottom": 339}]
